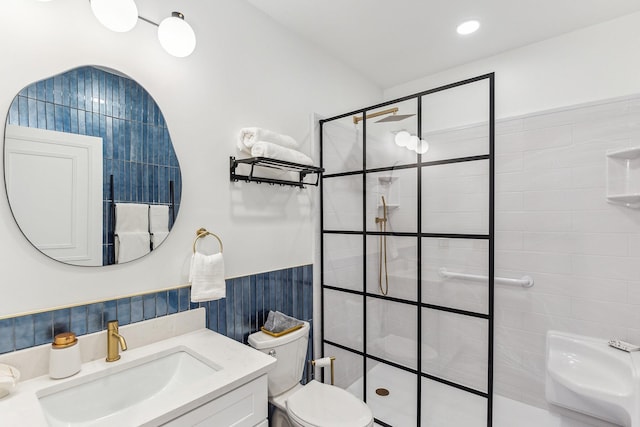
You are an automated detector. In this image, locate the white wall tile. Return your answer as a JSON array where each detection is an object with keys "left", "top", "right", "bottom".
[{"left": 521, "top": 125, "right": 572, "bottom": 151}]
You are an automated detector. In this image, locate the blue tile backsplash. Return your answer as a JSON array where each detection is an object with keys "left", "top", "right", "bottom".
[
  {"left": 0, "top": 265, "right": 313, "bottom": 366},
  {"left": 7, "top": 66, "right": 182, "bottom": 265}
]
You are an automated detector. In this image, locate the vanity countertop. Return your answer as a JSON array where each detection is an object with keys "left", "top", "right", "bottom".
[{"left": 0, "top": 312, "right": 276, "bottom": 426}]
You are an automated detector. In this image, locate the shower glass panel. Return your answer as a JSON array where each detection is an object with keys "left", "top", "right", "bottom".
[
  {"left": 422, "top": 160, "right": 489, "bottom": 235},
  {"left": 422, "top": 237, "right": 489, "bottom": 314},
  {"left": 421, "top": 377, "right": 487, "bottom": 427},
  {"left": 323, "top": 289, "right": 363, "bottom": 352},
  {"left": 366, "top": 297, "right": 418, "bottom": 369},
  {"left": 320, "top": 73, "right": 494, "bottom": 427},
  {"left": 323, "top": 175, "right": 363, "bottom": 231},
  {"left": 366, "top": 359, "right": 418, "bottom": 427},
  {"left": 364, "top": 99, "right": 418, "bottom": 170},
  {"left": 421, "top": 79, "right": 490, "bottom": 162},
  {"left": 421, "top": 308, "right": 488, "bottom": 392},
  {"left": 366, "top": 168, "right": 417, "bottom": 233},
  {"left": 323, "top": 343, "right": 365, "bottom": 400},
  {"left": 322, "top": 115, "right": 363, "bottom": 175},
  {"left": 324, "top": 234, "right": 363, "bottom": 292},
  {"left": 365, "top": 235, "right": 417, "bottom": 301}
]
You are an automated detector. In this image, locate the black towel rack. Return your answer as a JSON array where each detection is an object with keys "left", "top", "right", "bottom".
[{"left": 230, "top": 156, "right": 324, "bottom": 188}]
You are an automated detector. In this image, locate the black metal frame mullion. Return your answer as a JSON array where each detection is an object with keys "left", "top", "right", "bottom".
[
  {"left": 319, "top": 121, "right": 325, "bottom": 385},
  {"left": 320, "top": 73, "right": 495, "bottom": 427},
  {"left": 361, "top": 112, "right": 368, "bottom": 403}
]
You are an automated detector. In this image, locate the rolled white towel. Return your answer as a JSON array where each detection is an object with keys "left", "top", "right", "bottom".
[
  {"left": 251, "top": 141, "right": 314, "bottom": 166},
  {"left": 237, "top": 127, "right": 299, "bottom": 153}
]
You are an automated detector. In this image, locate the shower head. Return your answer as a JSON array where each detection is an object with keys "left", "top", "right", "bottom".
[
  {"left": 375, "top": 114, "right": 416, "bottom": 123},
  {"left": 353, "top": 107, "right": 415, "bottom": 125}
]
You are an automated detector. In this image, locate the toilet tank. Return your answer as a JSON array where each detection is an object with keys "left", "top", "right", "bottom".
[{"left": 248, "top": 322, "right": 309, "bottom": 397}]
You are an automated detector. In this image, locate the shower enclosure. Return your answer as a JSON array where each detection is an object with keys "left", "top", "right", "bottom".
[{"left": 320, "top": 74, "right": 494, "bottom": 427}]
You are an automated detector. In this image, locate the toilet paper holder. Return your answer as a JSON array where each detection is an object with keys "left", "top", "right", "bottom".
[{"left": 311, "top": 356, "right": 336, "bottom": 385}]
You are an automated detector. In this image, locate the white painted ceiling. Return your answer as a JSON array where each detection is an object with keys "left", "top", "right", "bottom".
[{"left": 247, "top": 0, "right": 640, "bottom": 89}]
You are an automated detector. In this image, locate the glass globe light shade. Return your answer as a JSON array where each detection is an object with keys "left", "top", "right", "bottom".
[
  {"left": 90, "top": 0, "right": 138, "bottom": 33},
  {"left": 406, "top": 135, "right": 419, "bottom": 151},
  {"left": 158, "top": 12, "right": 197, "bottom": 58},
  {"left": 394, "top": 130, "right": 411, "bottom": 147},
  {"left": 415, "top": 140, "right": 429, "bottom": 154}
]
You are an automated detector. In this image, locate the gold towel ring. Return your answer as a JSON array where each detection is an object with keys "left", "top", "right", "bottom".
[{"left": 193, "top": 228, "right": 223, "bottom": 254}]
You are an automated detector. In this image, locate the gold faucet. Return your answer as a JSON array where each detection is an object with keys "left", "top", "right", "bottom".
[{"left": 106, "top": 320, "right": 128, "bottom": 362}]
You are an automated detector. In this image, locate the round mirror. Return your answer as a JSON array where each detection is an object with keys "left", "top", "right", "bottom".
[{"left": 3, "top": 66, "right": 182, "bottom": 266}]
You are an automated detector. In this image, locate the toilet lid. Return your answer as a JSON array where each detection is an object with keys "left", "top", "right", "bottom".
[{"left": 286, "top": 381, "right": 373, "bottom": 427}]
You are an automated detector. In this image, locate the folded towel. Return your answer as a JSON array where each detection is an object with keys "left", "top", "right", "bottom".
[
  {"left": 250, "top": 141, "right": 314, "bottom": 165},
  {"left": 115, "top": 203, "right": 149, "bottom": 233},
  {"left": 190, "top": 252, "right": 225, "bottom": 302},
  {"left": 237, "top": 127, "right": 299, "bottom": 154},
  {"left": 115, "top": 232, "right": 151, "bottom": 264},
  {"left": 149, "top": 205, "right": 169, "bottom": 233},
  {"left": 151, "top": 231, "right": 169, "bottom": 249},
  {"left": 263, "top": 311, "right": 303, "bottom": 333}
]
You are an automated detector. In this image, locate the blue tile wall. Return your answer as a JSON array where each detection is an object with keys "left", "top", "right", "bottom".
[
  {"left": 0, "top": 265, "right": 314, "bottom": 376},
  {"left": 7, "top": 66, "right": 182, "bottom": 266}
]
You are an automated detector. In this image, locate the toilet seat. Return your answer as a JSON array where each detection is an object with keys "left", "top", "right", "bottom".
[{"left": 286, "top": 380, "right": 373, "bottom": 427}]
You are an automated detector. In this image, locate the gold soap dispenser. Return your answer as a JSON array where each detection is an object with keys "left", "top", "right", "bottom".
[{"left": 49, "top": 332, "right": 81, "bottom": 379}]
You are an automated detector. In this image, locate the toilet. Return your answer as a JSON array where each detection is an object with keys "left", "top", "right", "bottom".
[{"left": 248, "top": 321, "right": 374, "bottom": 427}]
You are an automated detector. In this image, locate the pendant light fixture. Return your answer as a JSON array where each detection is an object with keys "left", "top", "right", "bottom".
[
  {"left": 85, "top": 0, "right": 197, "bottom": 58},
  {"left": 90, "top": 0, "right": 139, "bottom": 33},
  {"left": 157, "top": 12, "right": 197, "bottom": 58}
]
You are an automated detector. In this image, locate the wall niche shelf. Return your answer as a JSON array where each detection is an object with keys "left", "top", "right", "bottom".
[
  {"left": 230, "top": 156, "right": 324, "bottom": 188},
  {"left": 606, "top": 146, "right": 640, "bottom": 208}
]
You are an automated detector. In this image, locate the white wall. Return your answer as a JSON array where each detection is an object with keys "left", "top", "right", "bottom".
[
  {"left": 0, "top": 0, "right": 381, "bottom": 317},
  {"left": 384, "top": 11, "right": 640, "bottom": 119}
]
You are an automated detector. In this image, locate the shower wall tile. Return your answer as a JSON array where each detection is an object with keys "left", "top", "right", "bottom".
[
  {"left": 489, "top": 94, "right": 640, "bottom": 407},
  {"left": 0, "top": 264, "right": 314, "bottom": 382}
]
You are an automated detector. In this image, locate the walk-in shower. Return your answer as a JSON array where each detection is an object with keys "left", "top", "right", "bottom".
[{"left": 320, "top": 73, "right": 494, "bottom": 426}]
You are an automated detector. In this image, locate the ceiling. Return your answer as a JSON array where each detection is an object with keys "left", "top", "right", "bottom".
[{"left": 247, "top": 0, "right": 640, "bottom": 89}]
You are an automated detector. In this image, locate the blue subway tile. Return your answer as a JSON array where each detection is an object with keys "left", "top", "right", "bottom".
[
  {"left": 14, "top": 315, "right": 34, "bottom": 350},
  {"left": 45, "top": 77, "right": 54, "bottom": 103},
  {"left": 256, "top": 273, "right": 265, "bottom": 327},
  {"left": 226, "top": 280, "right": 235, "bottom": 340},
  {"left": 8, "top": 97, "right": 19, "bottom": 125},
  {"left": 53, "top": 309, "right": 71, "bottom": 336},
  {"left": 104, "top": 300, "right": 117, "bottom": 323},
  {"left": 156, "top": 291, "right": 168, "bottom": 317},
  {"left": 250, "top": 276, "right": 257, "bottom": 332},
  {"left": 178, "top": 288, "right": 190, "bottom": 312},
  {"left": 69, "top": 108, "right": 78, "bottom": 134},
  {"left": 168, "top": 290, "right": 178, "bottom": 314},
  {"left": 70, "top": 306, "right": 87, "bottom": 336},
  {"left": 36, "top": 79, "right": 46, "bottom": 101},
  {"left": 18, "top": 96, "right": 28, "bottom": 126},
  {"left": 61, "top": 72, "right": 70, "bottom": 106},
  {"left": 117, "top": 298, "right": 131, "bottom": 326},
  {"left": 143, "top": 294, "right": 156, "bottom": 320},
  {"left": 0, "top": 319, "right": 14, "bottom": 354},
  {"left": 34, "top": 312, "right": 53, "bottom": 346},
  {"left": 87, "top": 303, "right": 104, "bottom": 334},
  {"left": 27, "top": 97, "right": 37, "bottom": 128},
  {"left": 69, "top": 69, "right": 78, "bottom": 109},
  {"left": 208, "top": 300, "right": 219, "bottom": 332},
  {"left": 53, "top": 74, "right": 62, "bottom": 105},
  {"left": 54, "top": 104, "right": 64, "bottom": 131},
  {"left": 36, "top": 100, "right": 47, "bottom": 129},
  {"left": 131, "top": 296, "right": 143, "bottom": 323}
]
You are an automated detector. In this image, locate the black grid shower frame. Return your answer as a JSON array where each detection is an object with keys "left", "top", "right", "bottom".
[{"left": 319, "top": 73, "right": 495, "bottom": 427}]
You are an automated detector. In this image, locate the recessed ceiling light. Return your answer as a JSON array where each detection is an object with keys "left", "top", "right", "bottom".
[{"left": 457, "top": 20, "right": 480, "bottom": 35}]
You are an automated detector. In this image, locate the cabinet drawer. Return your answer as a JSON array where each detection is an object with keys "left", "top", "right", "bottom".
[{"left": 163, "top": 375, "right": 268, "bottom": 427}]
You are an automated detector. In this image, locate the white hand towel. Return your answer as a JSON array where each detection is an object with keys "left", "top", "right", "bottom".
[
  {"left": 237, "top": 127, "right": 299, "bottom": 153},
  {"left": 250, "top": 141, "right": 314, "bottom": 165},
  {"left": 115, "top": 203, "right": 149, "bottom": 233},
  {"left": 149, "top": 205, "right": 169, "bottom": 233},
  {"left": 190, "top": 252, "right": 226, "bottom": 302},
  {"left": 151, "top": 231, "right": 169, "bottom": 249},
  {"left": 115, "top": 232, "right": 151, "bottom": 264}
]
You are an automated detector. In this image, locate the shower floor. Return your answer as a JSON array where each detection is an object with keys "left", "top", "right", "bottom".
[{"left": 348, "top": 362, "right": 606, "bottom": 427}]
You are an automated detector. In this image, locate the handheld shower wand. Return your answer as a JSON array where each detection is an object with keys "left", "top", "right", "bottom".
[{"left": 375, "top": 196, "right": 389, "bottom": 296}]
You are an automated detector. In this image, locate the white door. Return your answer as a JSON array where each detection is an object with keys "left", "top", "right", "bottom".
[{"left": 4, "top": 125, "right": 103, "bottom": 266}]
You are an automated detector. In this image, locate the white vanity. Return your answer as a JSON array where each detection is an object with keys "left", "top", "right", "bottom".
[{"left": 0, "top": 308, "right": 275, "bottom": 426}]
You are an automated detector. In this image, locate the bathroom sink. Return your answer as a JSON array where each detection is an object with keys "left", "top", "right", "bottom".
[
  {"left": 37, "top": 346, "right": 221, "bottom": 426},
  {"left": 546, "top": 331, "right": 640, "bottom": 426}
]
